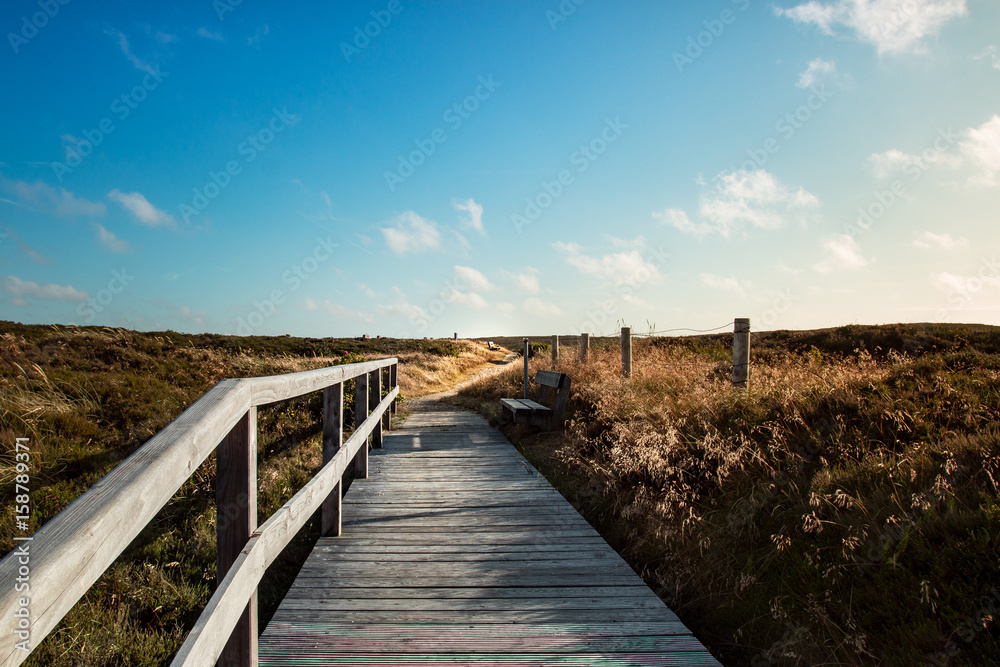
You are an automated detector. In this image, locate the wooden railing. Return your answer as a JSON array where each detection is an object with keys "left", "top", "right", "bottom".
[{"left": 0, "top": 357, "right": 399, "bottom": 667}]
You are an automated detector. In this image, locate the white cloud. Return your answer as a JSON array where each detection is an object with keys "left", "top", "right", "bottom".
[
  {"left": 380, "top": 211, "right": 441, "bottom": 254},
  {"left": 247, "top": 24, "right": 270, "bottom": 47},
  {"left": 931, "top": 271, "right": 1000, "bottom": 296},
  {"left": 376, "top": 287, "right": 427, "bottom": 321},
  {"left": 454, "top": 265, "right": 494, "bottom": 291},
  {"left": 105, "top": 28, "right": 158, "bottom": 75},
  {"left": 797, "top": 58, "right": 836, "bottom": 87},
  {"left": 450, "top": 292, "right": 489, "bottom": 309},
  {"left": 978, "top": 46, "right": 1000, "bottom": 71},
  {"left": 500, "top": 267, "right": 541, "bottom": 294},
  {"left": 357, "top": 283, "right": 380, "bottom": 300},
  {"left": 197, "top": 27, "right": 226, "bottom": 42},
  {"left": 912, "top": 231, "right": 968, "bottom": 249},
  {"left": 1, "top": 276, "right": 88, "bottom": 306},
  {"left": 776, "top": 0, "right": 967, "bottom": 55},
  {"left": 960, "top": 115, "right": 1000, "bottom": 187},
  {"left": 304, "top": 297, "right": 374, "bottom": 323},
  {"left": 815, "top": 234, "right": 869, "bottom": 273},
  {"left": 93, "top": 223, "right": 132, "bottom": 253},
  {"left": 654, "top": 169, "right": 819, "bottom": 237},
  {"left": 700, "top": 273, "right": 746, "bottom": 295},
  {"left": 108, "top": 189, "right": 176, "bottom": 228},
  {"left": 175, "top": 304, "right": 207, "bottom": 326},
  {"left": 495, "top": 302, "right": 515, "bottom": 314},
  {"left": 523, "top": 297, "right": 564, "bottom": 319},
  {"left": 0, "top": 178, "right": 106, "bottom": 217},
  {"left": 869, "top": 115, "right": 1000, "bottom": 187},
  {"left": 554, "top": 238, "right": 661, "bottom": 285},
  {"left": 452, "top": 198, "right": 485, "bottom": 236}
]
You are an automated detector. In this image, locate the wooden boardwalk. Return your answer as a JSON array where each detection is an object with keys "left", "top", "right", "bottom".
[{"left": 259, "top": 404, "right": 721, "bottom": 666}]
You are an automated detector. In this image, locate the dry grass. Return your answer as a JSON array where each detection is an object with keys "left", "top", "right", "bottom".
[{"left": 450, "top": 324, "right": 1000, "bottom": 666}]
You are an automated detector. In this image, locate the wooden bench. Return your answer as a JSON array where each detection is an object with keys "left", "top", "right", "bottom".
[{"left": 500, "top": 370, "right": 571, "bottom": 428}]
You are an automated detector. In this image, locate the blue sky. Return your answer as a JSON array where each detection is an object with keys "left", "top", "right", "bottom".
[{"left": 1, "top": 0, "right": 999, "bottom": 338}]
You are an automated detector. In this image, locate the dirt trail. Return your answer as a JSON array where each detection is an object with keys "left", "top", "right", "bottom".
[{"left": 406, "top": 352, "right": 518, "bottom": 413}]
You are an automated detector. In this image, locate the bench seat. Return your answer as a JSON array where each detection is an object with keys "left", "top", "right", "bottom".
[
  {"left": 500, "top": 370, "right": 571, "bottom": 429},
  {"left": 500, "top": 398, "right": 552, "bottom": 424}
]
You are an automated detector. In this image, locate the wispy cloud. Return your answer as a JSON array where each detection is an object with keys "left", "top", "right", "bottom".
[
  {"left": 554, "top": 237, "right": 661, "bottom": 285},
  {"left": 381, "top": 211, "right": 441, "bottom": 254},
  {"left": 455, "top": 265, "right": 494, "bottom": 291},
  {"left": 797, "top": 58, "right": 836, "bottom": 87},
  {"left": 700, "top": 272, "right": 746, "bottom": 295},
  {"left": 247, "top": 24, "right": 270, "bottom": 47},
  {"left": 3, "top": 228, "right": 52, "bottom": 265},
  {"left": 107, "top": 189, "right": 176, "bottom": 228},
  {"left": 1, "top": 276, "right": 88, "bottom": 306},
  {"left": 912, "top": 231, "right": 969, "bottom": 250},
  {"left": 93, "top": 223, "right": 132, "bottom": 253},
  {"left": 452, "top": 198, "right": 485, "bottom": 235},
  {"left": 776, "top": 0, "right": 967, "bottom": 55},
  {"left": 654, "top": 169, "right": 819, "bottom": 237},
  {"left": 815, "top": 234, "right": 869, "bottom": 273},
  {"left": 0, "top": 178, "right": 106, "bottom": 217},
  {"left": 105, "top": 28, "right": 158, "bottom": 75},
  {"left": 500, "top": 267, "right": 541, "bottom": 294},
  {"left": 304, "top": 297, "right": 375, "bottom": 323},
  {"left": 523, "top": 297, "right": 564, "bottom": 319},
  {"left": 376, "top": 287, "right": 427, "bottom": 321},
  {"left": 196, "top": 27, "right": 226, "bottom": 42},
  {"left": 869, "top": 115, "right": 1000, "bottom": 187}
]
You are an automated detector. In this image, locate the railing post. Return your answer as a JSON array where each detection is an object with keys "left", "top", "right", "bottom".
[
  {"left": 733, "top": 318, "right": 751, "bottom": 388},
  {"left": 321, "top": 383, "right": 344, "bottom": 537},
  {"left": 551, "top": 335, "right": 559, "bottom": 363},
  {"left": 522, "top": 337, "right": 529, "bottom": 399},
  {"left": 216, "top": 408, "right": 258, "bottom": 667},
  {"left": 580, "top": 333, "right": 589, "bottom": 363},
  {"left": 390, "top": 362, "right": 398, "bottom": 417},
  {"left": 369, "top": 369, "right": 382, "bottom": 449},
  {"left": 381, "top": 365, "right": 391, "bottom": 432},
  {"left": 354, "top": 373, "right": 369, "bottom": 478},
  {"left": 621, "top": 327, "right": 632, "bottom": 378}
]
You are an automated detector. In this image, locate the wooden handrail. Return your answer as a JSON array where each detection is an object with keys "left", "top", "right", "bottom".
[{"left": 0, "top": 357, "right": 399, "bottom": 667}]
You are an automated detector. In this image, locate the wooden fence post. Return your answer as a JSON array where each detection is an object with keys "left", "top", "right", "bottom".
[
  {"left": 551, "top": 335, "right": 559, "bottom": 363},
  {"left": 390, "top": 362, "right": 397, "bottom": 416},
  {"left": 580, "top": 333, "right": 589, "bottom": 363},
  {"left": 321, "top": 384, "right": 343, "bottom": 537},
  {"left": 733, "top": 318, "right": 750, "bottom": 388},
  {"left": 216, "top": 408, "right": 258, "bottom": 667},
  {"left": 621, "top": 327, "right": 632, "bottom": 378},
  {"left": 369, "top": 369, "right": 382, "bottom": 449},
  {"left": 354, "top": 374, "right": 369, "bottom": 478},
  {"left": 380, "top": 366, "right": 390, "bottom": 432},
  {"left": 523, "top": 337, "right": 529, "bottom": 399}
]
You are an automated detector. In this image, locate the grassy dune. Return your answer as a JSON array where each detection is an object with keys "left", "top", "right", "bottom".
[
  {"left": 0, "top": 322, "right": 507, "bottom": 666},
  {"left": 451, "top": 323, "right": 1000, "bottom": 666}
]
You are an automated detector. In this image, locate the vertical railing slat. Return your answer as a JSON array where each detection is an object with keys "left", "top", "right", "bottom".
[
  {"left": 321, "top": 383, "right": 344, "bottom": 537},
  {"left": 215, "top": 408, "right": 258, "bottom": 667},
  {"left": 353, "top": 374, "right": 369, "bottom": 478}
]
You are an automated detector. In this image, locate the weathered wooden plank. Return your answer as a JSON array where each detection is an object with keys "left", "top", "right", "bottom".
[
  {"left": 321, "top": 383, "right": 343, "bottom": 537},
  {"left": 248, "top": 358, "right": 396, "bottom": 406}
]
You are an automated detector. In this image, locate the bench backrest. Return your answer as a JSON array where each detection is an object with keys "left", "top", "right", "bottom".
[{"left": 533, "top": 370, "right": 572, "bottom": 422}]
